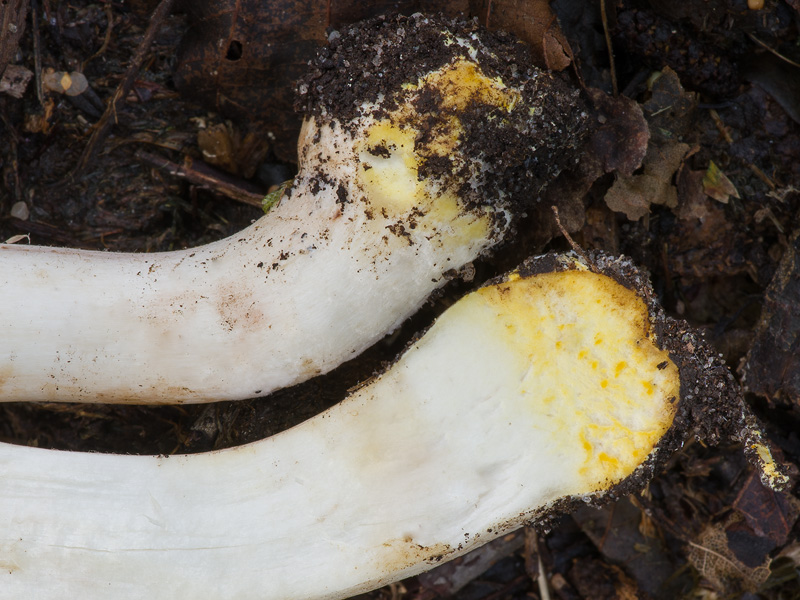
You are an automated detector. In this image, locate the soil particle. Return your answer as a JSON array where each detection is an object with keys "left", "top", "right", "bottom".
[{"left": 614, "top": 7, "right": 741, "bottom": 98}]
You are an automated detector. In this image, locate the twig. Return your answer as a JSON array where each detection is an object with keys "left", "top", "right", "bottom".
[
  {"left": 599, "top": 0, "right": 618, "bottom": 96},
  {"left": 708, "top": 109, "right": 733, "bottom": 144},
  {"left": 74, "top": 0, "right": 175, "bottom": 174},
  {"left": 709, "top": 107, "right": 777, "bottom": 190},
  {"left": 747, "top": 33, "right": 800, "bottom": 69},
  {"left": 82, "top": 1, "right": 115, "bottom": 71},
  {"left": 135, "top": 149, "right": 266, "bottom": 207},
  {"left": 551, "top": 205, "right": 599, "bottom": 273},
  {"left": 30, "top": 0, "right": 44, "bottom": 108},
  {"left": 537, "top": 551, "right": 550, "bottom": 600}
]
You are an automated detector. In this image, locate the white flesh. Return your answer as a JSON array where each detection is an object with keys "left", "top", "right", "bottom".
[
  {"left": 0, "top": 60, "right": 516, "bottom": 404},
  {"left": 0, "top": 264, "right": 680, "bottom": 599}
]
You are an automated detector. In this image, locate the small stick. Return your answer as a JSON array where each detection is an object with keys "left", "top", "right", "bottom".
[
  {"left": 599, "top": 0, "right": 618, "bottom": 97},
  {"left": 135, "top": 149, "right": 266, "bottom": 207},
  {"left": 82, "top": 1, "right": 115, "bottom": 71},
  {"left": 75, "top": 0, "right": 175, "bottom": 174},
  {"left": 551, "top": 205, "right": 599, "bottom": 273},
  {"left": 30, "top": 0, "right": 44, "bottom": 107}
]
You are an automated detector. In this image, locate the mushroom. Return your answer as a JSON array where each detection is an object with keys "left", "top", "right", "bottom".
[
  {"left": 0, "top": 14, "right": 587, "bottom": 404},
  {"left": 0, "top": 252, "right": 785, "bottom": 599}
]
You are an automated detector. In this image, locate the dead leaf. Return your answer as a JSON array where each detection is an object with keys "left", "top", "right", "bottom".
[
  {"left": 604, "top": 140, "right": 690, "bottom": 220},
  {"left": 22, "top": 98, "right": 56, "bottom": 134},
  {"left": 541, "top": 29, "right": 572, "bottom": 71},
  {"left": 702, "top": 161, "right": 740, "bottom": 203},
  {"left": 641, "top": 67, "right": 698, "bottom": 142},
  {"left": 687, "top": 514, "right": 772, "bottom": 594},
  {"left": 586, "top": 88, "right": 650, "bottom": 177},
  {"left": 417, "top": 531, "right": 524, "bottom": 596},
  {"left": 742, "top": 52, "right": 800, "bottom": 125},
  {"left": 197, "top": 122, "right": 271, "bottom": 179},
  {"left": 742, "top": 229, "right": 800, "bottom": 405},
  {"left": 734, "top": 471, "right": 799, "bottom": 546},
  {"left": 675, "top": 166, "right": 707, "bottom": 221},
  {"left": 472, "top": 0, "right": 573, "bottom": 70},
  {"left": 568, "top": 558, "right": 641, "bottom": 600},
  {"left": 573, "top": 499, "right": 682, "bottom": 598},
  {"left": 0, "top": 64, "right": 32, "bottom": 98},
  {"left": 4, "top": 233, "right": 30, "bottom": 244},
  {"left": 664, "top": 195, "right": 749, "bottom": 280},
  {"left": 198, "top": 124, "right": 237, "bottom": 175}
]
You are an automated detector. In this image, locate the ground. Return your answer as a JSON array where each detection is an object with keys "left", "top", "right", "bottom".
[{"left": 0, "top": 1, "right": 799, "bottom": 598}]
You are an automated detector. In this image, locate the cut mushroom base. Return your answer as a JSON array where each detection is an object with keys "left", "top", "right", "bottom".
[
  {"left": 0, "top": 252, "right": 784, "bottom": 599},
  {"left": 0, "top": 15, "right": 588, "bottom": 404}
]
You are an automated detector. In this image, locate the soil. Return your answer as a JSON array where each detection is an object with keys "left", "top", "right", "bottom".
[{"left": 1, "top": 1, "right": 800, "bottom": 599}]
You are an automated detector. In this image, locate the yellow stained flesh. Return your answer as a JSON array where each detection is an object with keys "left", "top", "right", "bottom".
[
  {"left": 448, "top": 270, "right": 680, "bottom": 491},
  {"left": 356, "top": 59, "right": 521, "bottom": 248}
]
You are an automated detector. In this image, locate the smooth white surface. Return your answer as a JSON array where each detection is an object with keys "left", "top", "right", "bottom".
[
  {"left": 0, "top": 268, "right": 679, "bottom": 599},
  {"left": 0, "top": 109, "right": 507, "bottom": 403}
]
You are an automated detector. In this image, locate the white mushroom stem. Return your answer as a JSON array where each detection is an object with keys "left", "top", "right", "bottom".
[
  {"left": 0, "top": 255, "right": 688, "bottom": 599},
  {"left": 0, "top": 21, "right": 582, "bottom": 403}
]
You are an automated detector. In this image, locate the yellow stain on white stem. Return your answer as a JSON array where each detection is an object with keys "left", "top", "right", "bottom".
[
  {"left": 442, "top": 270, "right": 680, "bottom": 491},
  {"left": 751, "top": 441, "right": 789, "bottom": 488},
  {"left": 357, "top": 59, "right": 521, "bottom": 247}
]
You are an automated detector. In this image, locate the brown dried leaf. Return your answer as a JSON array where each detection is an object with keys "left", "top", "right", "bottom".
[
  {"left": 604, "top": 140, "right": 690, "bottom": 220},
  {"left": 568, "top": 558, "right": 641, "bottom": 600},
  {"left": 702, "top": 161, "right": 740, "bottom": 204},
  {"left": 174, "top": 0, "right": 326, "bottom": 160},
  {"left": 541, "top": 29, "right": 572, "bottom": 71},
  {"left": 604, "top": 174, "right": 665, "bottom": 221},
  {"left": 734, "top": 471, "right": 799, "bottom": 546},
  {"left": 0, "top": 64, "right": 32, "bottom": 99},
  {"left": 687, "top": 515, "right": 771, "bottom": 594},
  {"left": 197, "top": 121, "right": 272, "bottom": 179},
  {"left": 573, "top": 499, "right": 681, "bottom": 599},
  {"left": 22, "top": 98, "right": 56, "bottom": 134},
  {"left": 743, "top": 53, "right": 800, "bottom": 125},
  {"left": 665, "top": 196, "right": 745, "bottom": 279},
  {"left": 675, "top": 166, "right": 707, "bottom": 221},
  {"left": 471, "top": 0, "right": 573, "bottom": 70},
  {"left": 417, "top": 531, "right": 524, "bottom": 596},
  {"left": 641, "top": 67, "right": 698, "bottom": 143},
  {"left": 198, "top": 124, "right": 238, "bottom": 175},
  {"left": 586, "top": 88, "right": 650, "bottom": 177}
]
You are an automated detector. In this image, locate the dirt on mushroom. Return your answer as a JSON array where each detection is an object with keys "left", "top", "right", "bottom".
[{"left": 1, "top": 1, "right": 800, "bottom": 599}]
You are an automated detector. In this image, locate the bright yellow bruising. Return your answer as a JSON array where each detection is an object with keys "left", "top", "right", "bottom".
[
  {"left": 751, "top": 441, "right": 790, "bottom": 489},
  {"left": 475, "top": 270, "right": 680, "bottom": 491},
  {"left": 413, "top": 59, "right": 520, "bottom": 113},
  {"left": 359, "top": 122, "right": 421, "bottom": 213},
  {"left": 356, "top": 59, "right": 521, "bottom": 247}
]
